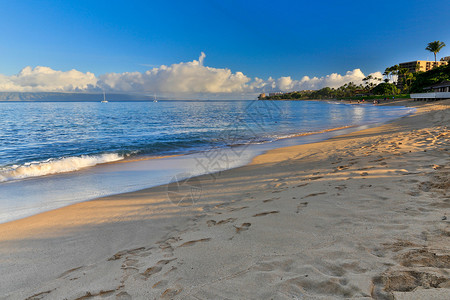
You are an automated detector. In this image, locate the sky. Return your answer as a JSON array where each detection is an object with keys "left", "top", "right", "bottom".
[{"left": 0, "top": 0, "right": 449, "bottom": 98}]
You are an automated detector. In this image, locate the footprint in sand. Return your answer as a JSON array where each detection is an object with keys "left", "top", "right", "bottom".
[
  {"left": 152, "top": 280, "right": 168, "bottom": 289},
  {"left": 157, "top": 239, "right": 179, "bottom": 255},
  {"left": 207, "top": 218, "right": 237, "bottom": 227},
  {"left": 140, "top": 258, "right": 177, "bottom": 280},
  {"left": 372, "top": 270, "right": 449, "bottom": 297},
  {"left": 335, "top": 185, "right": 347, "bottom": 191},
  {"left": 296, "top": 202, "right": 308, "bottom": 213},
  {"left": 230, "top": 223, "right": 252, "bottom": 244},
  {"left": 397, "top": 249, "right": 450, "bottom": 268},
  {"left": 25, "top": 290, "right": 53, "bottom": 300},
  {"left": 360, "top": 184, "right": 372, "bottom": 188},
  {"left": 302, "top": 192, "right": 326, "bottom": 199},
  {"left": 177, "top": 238, "right": 211, "bottom": 248},
  {"left": 122, "top": 258, "right": 140, "bottom": 269},
  {"left": 370, "top": 157, "right": 386, "bottom": 162},
  {"left": 157, "top": 258, "right": 177, "bottom": 265},
  {"left": 72, "top": 290, "right": 116, "bottom": 299},
  {"left": 253, "top": 211, "right": 279, "bottom": 217},
  {"left": 263, "top": 196, "right": 280, "bottom": 202},
  {"left": 337, "top": 165, "right": 349, "bottom": 171},
  {"left": 206, "top": 220, "right": 216, "bottom": 227},
  {"left": 107, "top": 247, "right": 147, "bottom": 261},
  {"left": 141, "top": 266, "right": 162, "bottom": 279},
  {"left": 116, "top": 291, "right": 132, "bottom": 300},
  {"left": 226, "top": 206, "right": 249, "bottom": 212},
  {"left": 274, "top": 182, "right": 287, "bottom": 188},
  {"left": 161, "top": 286, "right": 183, "bottom": 299},
  {"left": 295, "top": 183, "right": 309, "bottom": 188},
  {"left": 58, "top": 266, "right": 84, "bottom": 279},
  {"left": 358, "top": 167, "right": 374, "bottom": 171},
  {"left": 234, "top": 223, "right": 251, "bottom": 234},
  {"left": 307, "top": 176, "right": 323, "bottom": 181}
]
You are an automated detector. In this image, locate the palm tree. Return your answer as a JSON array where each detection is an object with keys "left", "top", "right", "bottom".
[
  {"left": 415, "top": 62, "right": 421, "bottom": 72},
  {"left": 425, "top": 41, "right": 446, "bottom": 64},
  {"left": 384, "top": 65, "right": 400, "bottom": 83},
  {"left": 405, "top": 72, "right": 414, "bottom": 87}
]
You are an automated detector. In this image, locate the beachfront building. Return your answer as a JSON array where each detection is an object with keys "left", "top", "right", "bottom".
[
  {"left": 268, "top": 92, "right": 284, "bottom": 96},
  {"left": 410, "top": 81, "right": 450, "bottom": 101},
  {"left": 397, "top": 59, "right": 448, "bottom": 90},
  {"left": 399, "top": 60, "right": 448, "bottom": 73},
  {"left": 441, "top": 56, "right": 450, "bottom": 62},
  {"left": 424, "top": 81, "right": 450, "bottom": 93}
]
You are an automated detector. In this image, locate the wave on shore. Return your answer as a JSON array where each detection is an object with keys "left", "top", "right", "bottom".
[{"left": 0, "top": 153, "right": 124, "bottom": 182}]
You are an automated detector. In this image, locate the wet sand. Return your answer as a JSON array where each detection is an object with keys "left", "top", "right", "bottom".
[{"left": 1, "top": 99, "right": 449, "bottom": 299}]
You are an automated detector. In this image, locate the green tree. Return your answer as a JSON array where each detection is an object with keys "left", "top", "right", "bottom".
[
  {"left": 372, "top": 83, "right": 399, "bottom": 95},
  {"left": 397, "top": 67, "right": 410, "bottom": 92},
  {"left": 404, "top": 72, "right": 415, "bottom": 91},
  {"left": 362, "top": 75, "right": 373, "bottom": 91},
  {"left": 425, "top": 41, "right": 446, "bottom": 64},
  {"left": 415, "top": 62, "right": 421, "bottom": 72},
  {"left": 410, "top": 64, "right": 450, "bottom": 93},
  {"left": 384, "top": 65, "right": 400, "bottom": 83}
]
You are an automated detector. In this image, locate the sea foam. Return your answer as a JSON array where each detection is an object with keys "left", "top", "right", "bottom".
[{"left": 0, "top": 153, "right": 123, "bottom": 182}]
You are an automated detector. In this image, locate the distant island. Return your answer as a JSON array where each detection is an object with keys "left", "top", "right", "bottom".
[{"left": 0, "top": 92, "right": 156, "bottom": 102}]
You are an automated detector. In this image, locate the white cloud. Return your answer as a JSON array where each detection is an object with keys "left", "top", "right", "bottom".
[
  {"left": 254, "top": 70, "right": 384, "bottom": 93},
  {"left": 0, "top": 66, "right": 97, "bottom": 92},
  {"left": 277, "top": 76, "right": 294, "bottom": 91},
  {"left": 0, "top": 53, "right": 387, "bottom": 97},
  {"left": 99, "top": 52, "right": 251, "bottom": 93}
]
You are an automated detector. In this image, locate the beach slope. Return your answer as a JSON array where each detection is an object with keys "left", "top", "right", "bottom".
[{"left": 1, "top": 100, "right": 449, "bottom": 299}]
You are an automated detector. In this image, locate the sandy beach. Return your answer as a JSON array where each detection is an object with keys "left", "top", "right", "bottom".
[{"left": 1, "top": 100, "right": 449, "bottom": 299}]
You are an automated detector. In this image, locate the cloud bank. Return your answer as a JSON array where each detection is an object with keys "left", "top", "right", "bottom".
[
  {"left": 0, "top": 66, "right": 97, "bottom": 92},
  {"left": 268, "top": 70, "right": 384, "bottom": 92},
  {"left": 99, "top": 52, "right": 251, "bottom": 93},
  {"left": 0, "top": 53, "right": 385, "bottom": 97}
]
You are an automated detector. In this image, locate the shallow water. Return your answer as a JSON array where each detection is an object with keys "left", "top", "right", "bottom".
[{"left": 0, "top": 100, "right": 415, "bottom": 222}]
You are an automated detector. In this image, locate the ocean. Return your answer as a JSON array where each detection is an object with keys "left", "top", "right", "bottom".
[{"left": 0, "top": 100, "right": 414, "bottom": 222}]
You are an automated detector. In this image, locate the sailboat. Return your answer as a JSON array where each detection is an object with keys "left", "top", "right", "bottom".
[
  {"left": 101, "top": 91, "right": 108, "bottom": 103},
  {"left": 153, "top": 93, "right": 158, "bottom": 102}
]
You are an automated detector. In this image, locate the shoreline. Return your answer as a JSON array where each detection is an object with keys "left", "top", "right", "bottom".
[
  {"left": 0, "top": 98, "right": 412, "bottom": 183},
  {"left": 1, "top": 99, "right": 448, "bottom": 299},
  {"left": 0, "top": 102, "right": 415, "bottom": 224},
  {"left": 0, "top": 122, "right": 395, "bottom": 225}
]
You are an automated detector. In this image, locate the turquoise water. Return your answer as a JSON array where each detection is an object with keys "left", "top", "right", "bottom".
[{"left": 0, "top": 100, "right": 414, "bottom": 222}]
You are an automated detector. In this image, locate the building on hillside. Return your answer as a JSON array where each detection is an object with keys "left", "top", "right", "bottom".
[
  {"left": 399, "top": 60, "right": 448, "bottom": 74},
  {"left": 268, "top": 92, "right": 284, "bottom": 96},
  {"left": 441, "top": 56, "right": 450, "bottom": 62},
  {"left": 397, "top": 60, "right": 448, "bottom": 90}
]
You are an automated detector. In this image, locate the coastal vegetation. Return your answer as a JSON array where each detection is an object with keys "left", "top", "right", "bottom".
[
  {"left": 259, "top": 82, "right": 405, "bottom": 100},
  {"left": 410, "top": 64, "right": 450, "bottom": 93},
  {"left": 371, "top": 82, "right": 399, "bottom": 95},
  {"left": 261, "top": 41, "right": 449, "bottom": 100}
]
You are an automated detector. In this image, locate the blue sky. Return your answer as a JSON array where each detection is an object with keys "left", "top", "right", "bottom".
[{"left": 0, "top": 0, "right": 449, "bottom": 95}]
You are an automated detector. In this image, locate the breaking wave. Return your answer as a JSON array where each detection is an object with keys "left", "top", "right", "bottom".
[{"left": 0, "top": 153, "right": 124, "bottom": 182}]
